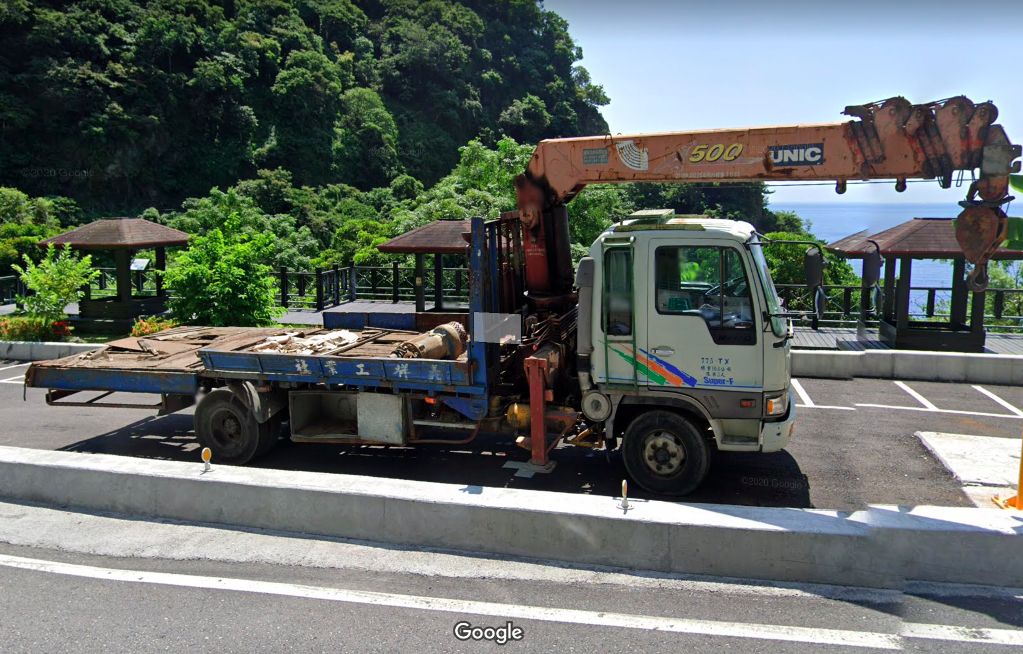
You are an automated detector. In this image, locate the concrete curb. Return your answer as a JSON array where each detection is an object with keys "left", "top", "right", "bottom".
[
  {"left": 0, "top": 341, "right": 102, "bottom": 361},
  {"left": 1, "top": 445, "right": 1021, "bottom": 589},
  {"left": 792, "top": 349, "right": 1023, "bottom": 384}
]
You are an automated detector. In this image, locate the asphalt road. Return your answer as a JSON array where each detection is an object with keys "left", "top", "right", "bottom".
[
  {"left": 2, "top": 360, "right": 1021, "bottom": 511},
  {"left": 0, "top": 500, "right": 1022, "bottom": 653}
]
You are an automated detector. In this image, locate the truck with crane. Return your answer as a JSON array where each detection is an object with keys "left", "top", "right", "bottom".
[{"left": 25, "top": 96, "right": 1021, "bottom": 495}]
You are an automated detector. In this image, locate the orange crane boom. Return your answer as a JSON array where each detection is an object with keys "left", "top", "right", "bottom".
[{"left": 514, "top": 96, "right": 1021, "bottom": 293}]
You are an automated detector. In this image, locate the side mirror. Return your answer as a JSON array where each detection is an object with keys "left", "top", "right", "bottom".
[
  {"left": 804, "top": 247, "right": 825, "bottom": 292},
  {"left": 872, "top": 284, "right": 883, "bottom": 315},
  {"left": 813, "top": 286, "right": 827, "bottom": 321},
  {"left": 862, "top": 248, "right": 883, "bottom": 287}
]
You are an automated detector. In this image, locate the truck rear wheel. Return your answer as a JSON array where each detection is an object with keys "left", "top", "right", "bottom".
[
  {"left": 622, "top": 410, "right": 710, "bottom": 496},
  {"left": 195, "top": 389, "right": 267, "bottom": 465}
]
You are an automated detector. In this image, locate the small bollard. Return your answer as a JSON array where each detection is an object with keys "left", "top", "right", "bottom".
[
  {"left": 617, "top": 479, "right": 630, "bottom": 511},
  {"left": 201, "top": 447, "right": 212, "bottom": 473}
]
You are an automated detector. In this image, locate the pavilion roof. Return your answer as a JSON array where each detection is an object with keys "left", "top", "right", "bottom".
[
  {"left": 826, "top": 217, "right": 1023, "bottom": 260},
  {"left": 38, "top": 218, "right": 190, "bottom": 249},
  {"left": 376, "top": 220, "right": 471, "bottom": 255}
]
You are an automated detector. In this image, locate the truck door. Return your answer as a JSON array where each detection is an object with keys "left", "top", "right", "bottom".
[{"left": 643, "top": 240, "right": 763, "bottom": 393}]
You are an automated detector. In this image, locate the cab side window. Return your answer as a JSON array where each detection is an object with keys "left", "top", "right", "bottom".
[
  {"left": 603, "top": 248, "right": 633, "bottom": 337},
  {"left": 654, "top": 246, "right": 755, "bottom": 345}
]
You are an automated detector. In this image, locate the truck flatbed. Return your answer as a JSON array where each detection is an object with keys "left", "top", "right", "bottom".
[{"left": 27, "top": 324, "right": 477, "bottom": 397}]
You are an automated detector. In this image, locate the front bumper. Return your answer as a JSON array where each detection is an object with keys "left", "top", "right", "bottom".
[{"left": 761, "top": 387, "right": 796, "bottom": 452}]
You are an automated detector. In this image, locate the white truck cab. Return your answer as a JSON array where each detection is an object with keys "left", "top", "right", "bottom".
[{"left": 575, "top": 210, "right": 798, "bottom": 495}]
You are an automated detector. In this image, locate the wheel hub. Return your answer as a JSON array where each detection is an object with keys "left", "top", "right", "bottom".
[
  {"left": 644, "top": 431, "right": 685, "bottom": 476},
  {"left": 210, "top": 408, "right": 245, "bottom": 449}
]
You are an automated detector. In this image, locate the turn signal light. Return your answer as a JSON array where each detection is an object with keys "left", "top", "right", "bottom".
[{"left": 740, "top": 399, "right": 756, "bottom": 408}]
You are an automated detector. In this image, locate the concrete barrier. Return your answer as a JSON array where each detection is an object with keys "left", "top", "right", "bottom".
[
  {"left": 0, "top": 341, "right": 102, "bottom": 362},
  {"left": 792, "top": 349, "right": 1023, "bottom": 384},
  {"left": 0, "top": 445, "right": 1021, "bottom": 589}
]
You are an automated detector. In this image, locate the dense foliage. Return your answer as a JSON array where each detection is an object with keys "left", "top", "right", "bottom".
[
  {"left": 0, "top": 0, "right": 854, "bottom": 330},
  {"left": 163, "top": 225, "right": 283, "bottom": 326},
  {"left": 0, "top": 0, "right": 609, "bottom": 211}
]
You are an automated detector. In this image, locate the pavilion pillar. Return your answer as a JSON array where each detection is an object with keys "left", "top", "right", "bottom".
[
  {"left": 970, "top": 286, "right": 986, "bottom": 335},
  {"left": 859, "top": 261, "right": 871, "bottom": 322},
  {"left": 156, "top": 247, "right": 166, "bottom": 297},
  {"left": 950, "top": 259, "right": 969, "bottom": 328},
  {"left": 433, "top": 254, "right": 443, "bottom": 311},
  {"left": 896, "top": 258, "right": 912, "bottom": 331},
  {"left": 115, "top": 249, "right": 132, "bottom": 303},
  {"left": 882, "top": 258, "right": 897, "bottom": 323},
  {"left": 414, "top": 253, "right": 425, "bottom": 313}
]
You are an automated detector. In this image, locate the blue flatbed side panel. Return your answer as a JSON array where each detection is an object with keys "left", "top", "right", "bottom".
[
  {"left": 199, "top": 350, "right": 481, "bottom": 393},
  {"left": 322, "top": 312, "right": 365, "bottom": 330},
  {"left": 322, "top": 312, "right": 415, "bottom": 331},
  {"left": 28, "top": 366, "right": 198, "bottom": 395}
]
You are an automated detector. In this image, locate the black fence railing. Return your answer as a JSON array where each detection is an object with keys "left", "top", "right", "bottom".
[
  {"left": 274, "top": 264, "right": 471, "bottom": 311},
  {"left": 88, "top": 267, "right": 159, "bottom": 298},
  {"left": 776, "top": 284, "right": 1023, "bottom": 332}
]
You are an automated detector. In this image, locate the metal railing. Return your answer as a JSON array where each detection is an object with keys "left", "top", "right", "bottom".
[
  {"left": 88, "top": 267, "right": 160, "bottom": 298},
  {"left": 776, "top": 284, "right": 1023, "bottom": 331},
  {"left": 274, "top": 264, "right": 470, "bottom": 311}
]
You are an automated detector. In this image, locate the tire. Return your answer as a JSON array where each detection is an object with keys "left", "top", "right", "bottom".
[
  {"left": 621, "top": 410, "right": 710, "bottom": 496},
  {"left": 256, "top": 413, "right": 283, "bottom": 456},
  {"left": 194, "top": 389, "right": 264, "bottom": 465}
]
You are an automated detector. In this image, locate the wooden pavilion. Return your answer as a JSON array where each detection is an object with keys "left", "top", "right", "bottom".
[
  {"left": 827, "top": 217, "right": 1023, "bottom": 352},
  {"left": 375, "top": 219, "right": 471, "bottom": 312},
  {"left": 39, "top": 218, "right": 190, "bottom": 328}
]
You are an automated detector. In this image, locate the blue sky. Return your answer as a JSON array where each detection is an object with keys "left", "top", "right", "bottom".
[{"left": 544, "top": 0, "right": 1022, "bottom": 205}]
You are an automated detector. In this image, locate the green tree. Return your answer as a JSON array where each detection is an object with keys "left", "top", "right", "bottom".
[
  {"left": 13, "top": 243, "right": 99, "bottom": 321},
  {"left": 168, "top": 188, "right": 319, "bottom": 270},
  {"left": 164, "top": 228, "right": 283, "bottom": 327}
]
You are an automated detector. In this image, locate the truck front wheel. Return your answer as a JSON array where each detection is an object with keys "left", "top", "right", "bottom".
[
  {"left": 195, "top": 389, "right": 268, "bottom": 465},
  {"left": 622, "top": 410, "right": 710, "bottom": 496}
]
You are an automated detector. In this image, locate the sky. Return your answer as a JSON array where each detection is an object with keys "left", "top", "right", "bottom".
[{"left": 544, "top": 0, "right": 1023, "bottom": 205}]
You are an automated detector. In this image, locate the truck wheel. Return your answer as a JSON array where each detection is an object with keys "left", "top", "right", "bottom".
[
  {"left": 256, "top": 413, "right": 283, "bottom": 456},
  {"left": 622, "top": 410, "right": 710, "bottom": 496},
  {"left": 195, "top": 389, "right": 263, "bottom": 465}
]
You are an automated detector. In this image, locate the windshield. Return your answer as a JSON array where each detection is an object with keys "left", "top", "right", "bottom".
[{"left": 748, "top": 236, "right": 787, "bottom": 337}]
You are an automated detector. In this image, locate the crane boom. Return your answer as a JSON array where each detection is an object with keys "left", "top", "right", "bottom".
[{"left": 514, "top": 96, "right": 1021, "bottom": 293}]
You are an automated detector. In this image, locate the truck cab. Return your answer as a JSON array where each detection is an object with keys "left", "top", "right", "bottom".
[{"left": 576, "top": 210, "right": 796, "bottom": 495}]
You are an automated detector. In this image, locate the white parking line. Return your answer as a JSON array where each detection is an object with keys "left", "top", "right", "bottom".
[
  {"left": 0, "top": 363, "right": 29, "bottom": 372},
  {"left": 855, "top": 404, "right": 1021, "bottom": 420},
  {"left": 791, "top": 379, "right": 814, "bottom": 406},
  {"left": 3, "top": 553, "right": 1023, "bottom": 649},
  {"left": 973, "top": 386, "right": 1023, "bottom": 419},
  {"left": 0, "top": 375, "right": 24, "bottom": 384},
  {"left": 791, "top": 379, "right": 855, "bottom": 411},
  {"left": 894, "top": 381, "right": 938, "bottom": 411}
]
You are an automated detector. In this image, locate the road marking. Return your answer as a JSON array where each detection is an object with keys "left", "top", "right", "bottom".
[
  {"left": 902, "top": 622, "right": 1023, "bottom": 647},
  {"left": 0, "top": 363, "right": 28, "bottom": 372},
  {"left": 791, "top": 379, "right": 814, "bottom": 406},
  {"left": 894, "top": 381, "right": 938, "bottom": 411},
  {"left": 855, "top": 404, "right": 1021, "bottom": 420},
  {"left": 973, "top": 386, "right": 1023, "bottom": 418},
  {"left": 0, "top": 375, "right": 24, "bottom": 384},
  {"left": 796, "top": 404, "right": 856, "bottom": 411},
  {"left": 2, "top": 554, "right": 1021, "bottom": 649}
]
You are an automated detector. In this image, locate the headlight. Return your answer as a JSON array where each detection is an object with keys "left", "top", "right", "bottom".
[{"left": 765, "top": 389, "right": 789, "bottom": 417}]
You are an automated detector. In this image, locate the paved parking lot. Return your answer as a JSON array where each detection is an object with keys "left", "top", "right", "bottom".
[{"left": 1, "top": 359, "right": 1020, "bottom": 511}]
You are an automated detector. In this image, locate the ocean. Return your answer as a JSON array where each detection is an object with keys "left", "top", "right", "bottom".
[{"left": 769, "top": 202, "right": 962, "bottom": 287}]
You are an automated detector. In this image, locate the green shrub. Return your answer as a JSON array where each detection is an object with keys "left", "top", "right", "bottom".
[
  {"left": 0, "top": 316, "right": 71, "bottom": 342},
  {"left": 164, "top": 227, "right": 283, "bottom": 327},
  {"left": 131, "top": 316, "right": 180, "bottom": 337},
  {"left": 13, "top": 243, "right": 99, "bottom": 322}
]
